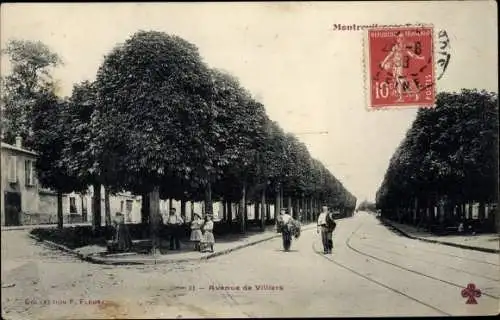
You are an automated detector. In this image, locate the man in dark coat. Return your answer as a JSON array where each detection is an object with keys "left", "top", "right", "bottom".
[{"left": 325, "top": 210, "right": 337, "bottom": 253}]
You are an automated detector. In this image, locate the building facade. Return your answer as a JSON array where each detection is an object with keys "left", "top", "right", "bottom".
[
  {"left": 1, "top": 139, "right": 142, "bottom": 226},
  {"left": 1, "top": 139, "right": 278, "bottom": 227}
]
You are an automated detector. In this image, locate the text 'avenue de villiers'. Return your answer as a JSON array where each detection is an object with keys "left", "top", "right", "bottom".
[{"left": 209, "top": 284, "right": 284, "bottom": 291}]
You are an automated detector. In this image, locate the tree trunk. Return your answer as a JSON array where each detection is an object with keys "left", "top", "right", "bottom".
[
  {"left": 293, "top": 198, "right": 297, "bottom": 219},
  {"left": 181, "top": 198, "right": 186, "bottom": 222},
  {"left": 275, "top": 186, "right": 281, "bottom": 218},
  {"left": 57, "top": 192, "right": 63, "bottom": 229},
  {"left": 227, "top": 201, "right": 233, "bottom": 227},
  {"left": 315, "top": 198, "right": 319, "bottom": 219},
  {"left": 413, "top": 198, "right": 418, "bottom": 225},
  {"left": 261, "top": 188, "right": 266, "bottom": 230},
  {"left": 255, "top": 200, "right": 260, "bottom": 221},
  {"left": 479, "top": 202, "right": 486, "bottom": 221},
  {"left": 205, "top": 182, "right": 212, "bottom": 215},
  {"left": 302, "top": 196, "right": 306, "bottom": 222},
  {"left": 104, "top": 187, "right": 111, "bottom": 226},
  {"left": 92, "top": 183, "right": 102, "bottom": 231},
  {"left": 287, "top": 196, "right": 292, "bottom": 216},
  {"left": 169, "top": 198, "right": 173, "bottom": 212},
  {"left": 280, "top": 185, "right": 284, "bottom": 209},
  {"left": 222, "top": 200, "right": 227, "bottom": 221},
  {"left": 141, "top": 192, "right": 149, "bottom": 225},
  {"left": 81, "top": 194, "right": 87, "bottom": 222},
  {"left": 310, "top": 197, "right": 314, "bottom": 222},
  {"left": 240, "top": 184, "right": 246, "bottom": 233},
  {"left": 149, "top": 186, "right": 161, "bottom": 255}
]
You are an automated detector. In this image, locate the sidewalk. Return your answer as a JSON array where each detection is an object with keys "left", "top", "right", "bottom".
[
  {"left": 382, "top": 218, "right": 499, "bottom": 254},
  {"left": 2, "top": 222, "right": 91, "bottom": 231},
  {"left": 31, "top": 223, "right": 317, "bottom": 265}
]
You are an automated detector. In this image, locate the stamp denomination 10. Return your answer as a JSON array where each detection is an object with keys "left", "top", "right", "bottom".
[{"left": 365, "top": 26, "right": 435, "bottom": 109}]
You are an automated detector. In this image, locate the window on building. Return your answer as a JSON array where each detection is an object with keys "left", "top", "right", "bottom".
[
  {"left": 69, "top": 197, "right": 77, "bottom": 214},
  {"left": 8, "top": 156, "right": 17, "bottom": 183},
  {"left": 25, "top": 160, "right": 35, "bottom": 186},
  {"left": 82, "top": 196, "right": 88, "bottom": 214},
  {"left": 126, "top": 200, "right": 133, "bottom": 214}
]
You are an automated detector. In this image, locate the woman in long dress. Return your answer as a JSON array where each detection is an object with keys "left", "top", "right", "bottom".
[
  {"left": 190, "top": 213, "right": 203, "bottom": 251},
  {"left": 114, "top": 212, "right": 132, "bottom": 252},
  {"left": 201, "top": 215, "right": 215, "bottom": 253}
]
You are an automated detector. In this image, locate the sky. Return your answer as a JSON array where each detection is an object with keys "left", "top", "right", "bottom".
[{"left": 1, "top": 2, "right": 497, "bottom": 203}]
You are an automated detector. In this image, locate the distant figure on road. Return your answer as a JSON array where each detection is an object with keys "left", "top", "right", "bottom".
[
  {"left": 166, "top": 208, "right": 183, "bottom": 250},
  {"left": 201, "top": 214, "right": 215, "bottom": 253},
  {"left": 190, "top": 213, "right": 203, "bottom": 251},
  {"left": 317, "top": 206, "right": 334, "bottom": 254}
]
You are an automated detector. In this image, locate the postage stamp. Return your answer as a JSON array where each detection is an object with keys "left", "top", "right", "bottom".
[{"left": 364, "top": 25, "right": 435, "bottom": 110}]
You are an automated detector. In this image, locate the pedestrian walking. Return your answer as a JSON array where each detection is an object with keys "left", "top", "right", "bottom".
[
  {"left": 190, "top": 213, "right": 203, "bottom": 251},
  {"left": 277, "top": 208, "right": 294, "bottom": 251},
  {"left": 317, "top": 206, "right": 331, "bottom": 254},
  {"left": 201, "top": 214, "right": 215, "bottom": 252},
  {"left": 166, "top": 208, "right": 183, "bottom": 250},
  {"left": 325, "top": 209, "right": 337, "bottom": 252}
]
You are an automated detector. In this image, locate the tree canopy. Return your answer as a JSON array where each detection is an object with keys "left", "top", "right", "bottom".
[
  {"left": 1, "top": 39, "right": 62, "bottom": 148},
  {"left": 376, "top": 89, "right": 498, "bottom": 221},
  {"left": 5, "top": 32, "right": 358, "bottom": 228}
]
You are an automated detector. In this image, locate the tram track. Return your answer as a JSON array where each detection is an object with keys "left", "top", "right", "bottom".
[
  {"left": 312, "top": 222, "right": 499, "bottom": 316},
  {"left": 311, "top": 239, "right": 451, "bottom": 316},
  {"left": 361, "top": 233, "right": 499, "bottom": 267},
  {"left": 344, "top": 224, "right": 499, "bottom": 300},
  {"left": 352, "top": 239, "right": 500, "bottom": 282}
]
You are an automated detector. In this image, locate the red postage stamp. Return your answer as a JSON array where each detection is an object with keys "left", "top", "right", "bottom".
[{"left": 365, "top": 25, "right": 435, "bottom": 109}]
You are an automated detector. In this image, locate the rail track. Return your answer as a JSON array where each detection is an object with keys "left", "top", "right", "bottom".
[{"left": 312, "top": 223, "right": 499, "bottom": 316}]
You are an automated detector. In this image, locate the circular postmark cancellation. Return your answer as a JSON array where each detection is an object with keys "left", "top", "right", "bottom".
[{"left": 364, "top": 25, "right": 436, "bottom": 110}]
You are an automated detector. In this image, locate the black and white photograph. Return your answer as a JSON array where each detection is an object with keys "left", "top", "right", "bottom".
[{"left": 1, "top": 2, "right": 498, "bottom": 318}]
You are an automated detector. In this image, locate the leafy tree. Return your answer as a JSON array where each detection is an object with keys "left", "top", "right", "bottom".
[
  {"left": 358, "top": 200, "right": 377, "bottom": 212},
  {"left": 94, "top": 30, "right": 216, "bottom": 253},
  {"left": 62, "top": 81, "right": 104, "bottom": 230},
  {"left": 31, "top": 93, "right": 87, "bottom": 229},
  {"left": 208, "top": 70, "right": 268, "bottom": 231},
  {"left": 1, "top": 39, "right": 62, "bottom": 147},
  {"left": 376, "top": 89, "right": 498, "bottom": 230}
]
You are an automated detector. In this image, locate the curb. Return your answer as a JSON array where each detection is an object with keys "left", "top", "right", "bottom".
[
  {"left": 27, "top": 233, "right": 95, "bottom": 263},
  {"left": 29, "top": 224, "right": 317, "bottom": 265},
  {"left": 381, "top": 219, "right": 500, "bottom": 254}
]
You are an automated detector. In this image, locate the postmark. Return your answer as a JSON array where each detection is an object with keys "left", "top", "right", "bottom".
[
  {"left": 364, "top": 25, "right": 435, "bottom": 109},
  {"left": 436, "top": 29, "right": 451, "bottom": 80}
]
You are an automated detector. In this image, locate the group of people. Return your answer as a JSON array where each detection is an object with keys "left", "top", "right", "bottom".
[
  {"left": 189, "top": 212, "right": 215, "bottom": 252},
  {"left": 276, "top": 205, "right": 337, "bottom": 254},
  {"left": 112, "top": 204, "right": 337, "bottom": 254},
  {"left": 110, "top": 208, "right": 215, "bottom": 253},
  {"left": 160, "top": 208, "right": 216, "bottom": 252}
]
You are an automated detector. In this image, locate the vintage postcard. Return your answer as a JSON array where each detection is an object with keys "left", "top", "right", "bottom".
[{"left": 1, "top": 1, "right": 498, "bottom": 319}]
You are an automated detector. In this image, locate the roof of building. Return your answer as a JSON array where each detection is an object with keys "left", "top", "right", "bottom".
[{"left": 1, "top": 142, "right": 38, "bottom": 156}]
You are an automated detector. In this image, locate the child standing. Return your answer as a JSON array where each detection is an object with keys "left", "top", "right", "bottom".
[
  {"left": 201, "top": 215, "right": 215, "bottom": 253},
  {"left": 190, "top": 213, "right": 203, "bottom": 251}
]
